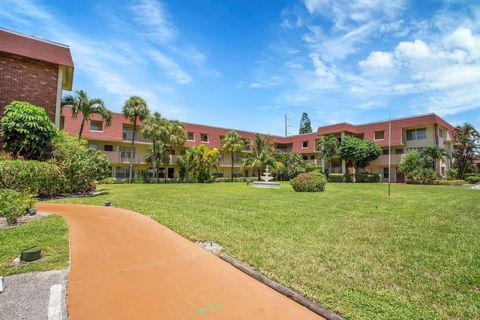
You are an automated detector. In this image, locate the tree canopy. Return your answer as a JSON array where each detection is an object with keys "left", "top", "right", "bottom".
[
  {"left": 299, "top": 112, "right": 313, "bottom": 134},
  {"left": 338, "top": 136, "right": 382, "bottom": 172},
  {"left": 453, "top": 123, "right": 479, "bottom": 179}
]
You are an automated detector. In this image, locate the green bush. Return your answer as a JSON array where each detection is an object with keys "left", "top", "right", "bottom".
[
  {"left": 0, "top": 160, "right": 65, "bottom": 197},
  {"left": 465, "top": 176, "right": 480, "bottom": 184},
  {"left": 355, "top": 173, "right": 381, "bottom": 183},
  {"left": 447, "top": 168, "right": 458, "bottom": 180},
  {"left": 406, "top": 167, "right": 437, "bottom": 184},
  {"left": 0, "top": 101, "right": 57, "bottom": 160},
  {"left": 343, "top": 173, "right": 354, "bottom": 182},
  {"left": 290, "top": 171, "right": 327, "bottom": 192},
  {"left": 305, "top": 163, "right": 321, "bottom": 172},
  {"left": 98, "top": 177, "right": 117, "bottom": 184},
  {"left": 0, "top": 189, "right": 35, "bottom": 224},
  {"left": 432, "top": 180, "right": 465, "bottom": 186},
  {"left": 215, "top": 177, "right": 248, "bottom": 182},
  {"left": 52, "top": 132, "right": 110, "bottom": 193},
  {"left": 328, "top": 173, "right": 344, "bottom": 182}
]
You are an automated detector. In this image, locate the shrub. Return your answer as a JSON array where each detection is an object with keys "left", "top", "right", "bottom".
[
  {"left": 305, "top": 163, "right": 322, "bottom": 172},
  {"left": 272, "top": 152, "right": 306, "bottom": 181},
  {"left": 465, "top": 176, "right": 480, "bottom": 184},
  {"left": 290, "top": 171, "right": 327, "bottom": 192},
  {"left": 52, "top": 132, "right": 110, "bottom": 193},
  {"left": 0, "top": 189, "right": 34, "bottom": 224},
  {"left": 0, "top": 160, "right": 65, "bottom": 197},
  {"left": 432, "top": 180, "right": 465, "bottom": 186},
  {"left": 328, "top": 173, "right": 344, "bottom": 182},
  {"left": 0, "top": 101, "right": 57, "bottom": 160},
  {"left": 406, "top": 167, "right": 437, "bottom": 184},
  {"left": 98, "top": 177, "right": 117, "bottom": 184},
  {"left": 215, "top": 177, "right": 248, "bottom": 183},
  {"left": 343, "top": 173, "right": 354, "bottom": 182},
  {"left": 447, "top": 168, "right": 458, "bottom": 180},
  {"left": 355, "top": 173, "right": 380, "bottom": 183}
]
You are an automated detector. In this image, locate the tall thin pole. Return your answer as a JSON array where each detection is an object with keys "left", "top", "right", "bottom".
[{"left": 388, "top": 108, "right": 391, "bottom": 197}]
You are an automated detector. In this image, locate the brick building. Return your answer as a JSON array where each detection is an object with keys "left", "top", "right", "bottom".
[{"left": 0, "top": 28, "right": 74, "bottom": 127}]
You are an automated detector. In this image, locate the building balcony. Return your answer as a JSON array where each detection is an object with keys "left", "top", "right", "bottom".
[
  {"left": 122, "top": 133, "right": 153, "bottom": 143},
  {"left": 369, "top": 154, "right": 403, "bottom": 166},
  {"left": 102, "top": 151, "right": 146, "bottom": 164},
  {"left": 218, "top": 159, "right": 242, "bottom": 166}
]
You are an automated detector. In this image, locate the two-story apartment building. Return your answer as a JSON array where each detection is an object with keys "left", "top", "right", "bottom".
[{"left": 61, "top": 106, "right": 455, "bottom": 182}]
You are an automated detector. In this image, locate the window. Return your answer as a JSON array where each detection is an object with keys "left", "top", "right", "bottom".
[
  {"left": 439, "top": 128, "right": 443, "bottom": 138},
  {"left": 395, "top": 148, "right": 404, "bottom": 154},
  {"left": 89, "top": 144, "right": 98, "bottom": 150},
  {"left": 187, "top": 132, "right": 194, "bottom": 141},
  {"left": 302, "top": 141, "right": 308, "bottom": 148},
  {"left": 104, "top": 145, "right": 113, "bottom": 152},
  {"left": 382, "top": 149, "right": 389, "bottom": 155},
  {"left": 406, "top": 128, "right": 427, "bottom": 140},
  {"left": 374, "top": 131, "right": 385, "bottom": 140},
  {"left": 201, "top": 133, "right": 209, "bottom": 142},
  {"left": 90, "top": 121, "right": 103, "bottom": 131},
  {"left": 310, "top": 155, "right": 315, "bottom": 160},
  {"left": 60, "top": 116, "right": 65, "bottom": 130},
  {"left": 123, "top": 127, "right": 133, "bottom": 140},
  {"left": 115, "top": 167, "right": 130, "bottom": 179},
  {"left": 383, "top": 167, "right": 389, "bottom": 179},
  {"left": 303, "top": 156, "right": 308, "bottom": 160}
]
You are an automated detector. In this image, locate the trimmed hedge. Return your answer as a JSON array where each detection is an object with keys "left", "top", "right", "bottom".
[
  {"left": 407, "top": 179, "right": 465, "bottom": 186},
  {"left": 327, "top": 173, "right": 380, "bottom": 183},
  {"left": 464, "top": 174, "right": 480, "bottom": 184},
  {"left": 0, "top": 160, "right": 65, "bottom": 197},
  {"left": 290, "top": 171, "right": 327, "bottom": 192},
  {"left": 0, "top": 189, "right": 35, "bottom": 224}
]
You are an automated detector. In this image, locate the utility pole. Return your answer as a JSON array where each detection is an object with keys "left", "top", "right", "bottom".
[{"left": 388, "top": 108, "right": 392, "bottom": 197}]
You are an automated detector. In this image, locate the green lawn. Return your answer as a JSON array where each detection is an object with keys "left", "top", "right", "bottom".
[
  {"left": 0, "top": 215, "right": 69, "bottom": 276},
  {"left": 52, "top": 183, "right": 479, "bottom": 319}
]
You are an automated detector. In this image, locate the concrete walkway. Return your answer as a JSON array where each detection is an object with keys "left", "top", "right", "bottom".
[{"left": 36, "top": 203, "right": 323, "bottom": 320}]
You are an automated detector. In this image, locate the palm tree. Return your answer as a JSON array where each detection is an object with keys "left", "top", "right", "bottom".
[
  {"left": 242, "top": 134, "right": 276, "bottom": 180},
  {"left": 141, "top": 112, "right": 165, "bottom": 183},
  {"left": 422, "top": 146, "right": 446, "bottom": 173},
  {"left": 316, "top": 135, "right": 339, "bottom": 170},
  {"left": 222, "top": 131, "right": 244, "bottom": 181},
  {"left": 122, "top": 96, "right": 150, "bottom": 183},
  {"left": 61, "top": 90, "right": 112, "bottom": 141},
  {"left": 453, "top": 123, "right": 480, "bottom": 179},
  {"left": 159, "top": 120, "right": 187, "bottom": 183}
]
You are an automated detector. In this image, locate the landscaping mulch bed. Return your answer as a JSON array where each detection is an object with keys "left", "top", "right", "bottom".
[{"left": 0, "top": 213, "right": 49, "bottom": 231}]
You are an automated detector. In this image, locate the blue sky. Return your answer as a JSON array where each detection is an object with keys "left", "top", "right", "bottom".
[{"left": 1, "top": 0, "right": 479, "bottom": 135}]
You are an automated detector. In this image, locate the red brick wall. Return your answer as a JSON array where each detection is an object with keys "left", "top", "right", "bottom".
[{"left": 0, "top": 52, "right": 59, "bottom": 121}]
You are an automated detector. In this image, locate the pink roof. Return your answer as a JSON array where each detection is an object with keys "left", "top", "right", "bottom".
[
  {"left": 62, "top": 106, "right": 455, "bottom": 153},
  {"left": 0, "top": 28, "right": 74, "bottom": 68}
]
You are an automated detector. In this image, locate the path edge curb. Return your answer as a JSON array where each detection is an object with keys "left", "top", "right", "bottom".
[{"left": 219, "top": 253, "right": 345, "bottom": 320}]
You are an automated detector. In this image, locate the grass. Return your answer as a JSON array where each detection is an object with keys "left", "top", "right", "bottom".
[
  {"left": 0, "top": 215, "right": 69, "bottom": 276},
  {"left": 51, "top": 182, "right": 479, "bottom": 319}
]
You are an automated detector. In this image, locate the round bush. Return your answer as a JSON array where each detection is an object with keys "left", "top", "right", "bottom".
[
  {"left": 0, "top": 160, "right": 66, "bottom": 197},
  {"left": 290, "top": 171, "right": 327, "bottom": 192},
  {"left": 0, "top": 189, "right": 35, "bottom": 224}
]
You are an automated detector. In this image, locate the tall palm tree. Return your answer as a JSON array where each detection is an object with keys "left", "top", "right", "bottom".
[
  {"left": 141, "top": 112, "right": 165, "bottom": 183},
  {"left": 242, "top": 133, "right": 276, "bottom": 180},
  {"left": 122, "top": 96, "right": 150, "bottom": 183},
  {"left": 61, "top": 90, "right": 112, "bottom": 141},
  {"left": 316, "top": 135, "right": 339, "bottom": 170},
  {"left": 160, "top": 120, "right": 187, "bottom": 183},
  {"left": 422, "top": 146, "right": 446, "bottom": 173},
  {"left": 222, "top": 131, "right": 244, "bottom": 181}
]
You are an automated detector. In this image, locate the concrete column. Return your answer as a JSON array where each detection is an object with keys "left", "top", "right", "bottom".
[{"left": 55, "top": 66, "right": 64, "bottom": 128}]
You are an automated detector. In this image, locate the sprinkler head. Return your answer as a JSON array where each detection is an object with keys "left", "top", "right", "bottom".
[
  {"left": 104, "top": 200, "right": 111, "bottom": 207},
  {"left": 27, "top": 208, "right": 37, "bottom": 216}
]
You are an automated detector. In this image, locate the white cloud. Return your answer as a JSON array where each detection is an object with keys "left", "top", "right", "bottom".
[
  {"left": 358, "top": 51, "right": 395, "bottom": 72},
  {"left": 443, "top": 27, "right": 480, "bottom": 60},
  {"left": 147, "top": 50, "right": 192, "bottom": 84},
  {"left": 130, "top": 0, "right": 175, "bottom": 42},
  {"left": 394, "top": 39, "right": 430, "bottom": 60}
]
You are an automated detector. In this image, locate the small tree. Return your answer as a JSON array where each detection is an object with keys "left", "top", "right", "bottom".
[
  {"left": 242, "top": 134, "right": 276, "bottom": 180},
  {"left": 123, "top": 96, "right": 150, "bottom": 183},
  {"left": 273, "top": 152, "right": 306, "bottom": 181},
  {"left": 338, "top": 136, "right": 381, "bottom": 175},
  {"left": 453, "top": 123, "right": 480, "bottom": 179},
  {"left": 222, "top": 131, "right": 244, "bottom": 181},
  {"left": 316, "top": 135, "right": 339, "bottom": 169},
  {"left": 299, "top": 112, "right": 313, "bottom": 134},
  {"left": 141, "top": 112, "right": 165, "bottom": 183},
  {"left": 61, "top": 90, "right": 112, "bottom": 141},
  {"left": 422, "top": 146, "right": 446, "bottom": 173},
  {"left": 177, "top": 144, "right": 219, "bottom": 182},
  {"left": 0, "top": 101, "right": 57, "bottom": 160},
  {"left": 398, "top": 151, "right": 436, "bottom": 184}
]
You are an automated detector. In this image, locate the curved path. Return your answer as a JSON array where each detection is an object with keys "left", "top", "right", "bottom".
[{"left": 37, "top": 203, "right": 323, "bottom": 320}]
